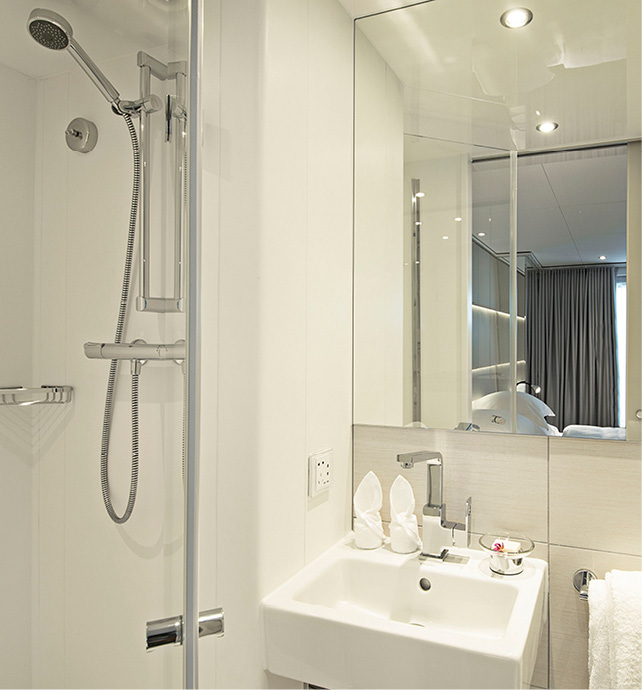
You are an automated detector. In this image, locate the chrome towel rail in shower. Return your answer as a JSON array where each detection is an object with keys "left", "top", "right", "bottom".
[{"left": 0, "top": 385, "right": 72, "bottom": 406}]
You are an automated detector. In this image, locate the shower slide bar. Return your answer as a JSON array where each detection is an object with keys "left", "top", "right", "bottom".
[
  {"left": 0, "top": 385, "right": 72, "bottom": 406},
  {"left": 136, "top": 51, "right": 187, "bottom": 314},
  {"left": 84, "top": 341, "right": 185, "bottom": 361}
]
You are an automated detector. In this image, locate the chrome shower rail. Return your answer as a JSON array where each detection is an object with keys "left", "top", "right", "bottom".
[
  {"left": 0, "top": 385, "right": 72, "bottom": 406},
  {"left": 136, "top": 51, "right": 187, "bottom": 314},
  {"left": 84, "top": 341, "right": 185, "bottom": 361}
]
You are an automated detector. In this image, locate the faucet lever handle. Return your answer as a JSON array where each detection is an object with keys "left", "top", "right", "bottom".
[{"left": 465, "top": 497, "right": 472, "bottom": 547}]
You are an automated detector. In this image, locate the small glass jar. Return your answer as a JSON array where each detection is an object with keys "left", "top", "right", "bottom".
[{"left": 479, "top": 532, "right": 534, "bottom": 575}]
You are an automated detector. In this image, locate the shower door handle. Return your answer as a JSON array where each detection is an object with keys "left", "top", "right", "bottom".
[{"left": 146, "top": 607, "right": 224, "bottom": 650}]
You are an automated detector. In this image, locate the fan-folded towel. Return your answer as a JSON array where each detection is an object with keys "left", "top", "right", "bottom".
[{"left": 588, "top": 570, "right": 642, "bottom": 689}]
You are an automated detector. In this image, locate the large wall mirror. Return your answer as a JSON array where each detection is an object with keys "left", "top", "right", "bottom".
[{"left": 354, "top": 0, "right": 641, "bottom": 440}]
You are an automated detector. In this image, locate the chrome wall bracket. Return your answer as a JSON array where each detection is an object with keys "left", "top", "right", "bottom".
[
  {"left": 146, "top": 608, "right": 224, "bottom": 650},
  {"left": 573, "top": 568, "right": 597, "bottom": 600},
  {"left": 136, "top": 51, "right": 187, "bottom": 314}
]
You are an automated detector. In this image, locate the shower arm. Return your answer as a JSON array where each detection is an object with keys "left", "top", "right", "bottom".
[
  {"left": 67, "top": 38, "right": 120, "bottom": 105},
  {"left": 67, "top": 40, "right": 162, "bottom": 116}
]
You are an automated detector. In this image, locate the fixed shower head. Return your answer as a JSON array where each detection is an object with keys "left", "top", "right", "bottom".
[
  {"left": 27, "top": 8, "right": 121, "bottom": 107},
  {"left": 27, "top": 8, "right": 72, "bottom": 50}
]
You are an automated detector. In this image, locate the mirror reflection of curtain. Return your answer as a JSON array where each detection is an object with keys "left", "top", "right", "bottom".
[{"left": 526, "top": 266, "right": 618, "bottom": 430}]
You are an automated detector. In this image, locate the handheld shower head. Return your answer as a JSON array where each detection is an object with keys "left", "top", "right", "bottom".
[
  {"left": 27, "top": 9, "right": 72, "bottom": 49},
  {"left": 27, "top": 8, "right": 121, "bottom": 107}
]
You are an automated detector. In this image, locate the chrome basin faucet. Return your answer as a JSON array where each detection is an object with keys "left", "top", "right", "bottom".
[{"left": 397, "top": 451, "right": 471, "bottom": 560}]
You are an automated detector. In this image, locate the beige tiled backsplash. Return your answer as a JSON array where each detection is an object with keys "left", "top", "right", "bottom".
[{"left": 353, "top": 424, "right": 642, "bottom": 690}]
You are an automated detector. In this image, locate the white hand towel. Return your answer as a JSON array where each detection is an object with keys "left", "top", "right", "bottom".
[
  {"left": 389, "top": 474, "right": 421, "bottom": 554},
  {"left": 607, "top": 570, "right": 642, "bottom": 690},
  {"left": 353, "top": 471, "right": 385, "bottom": 549},
  {"left": 588, "top": 578, "right": 611, "bottom": 689}
]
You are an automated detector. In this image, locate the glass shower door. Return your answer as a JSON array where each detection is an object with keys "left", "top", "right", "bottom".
[{"left": 0, "top": 0, "right": 197, "bottom": 686}]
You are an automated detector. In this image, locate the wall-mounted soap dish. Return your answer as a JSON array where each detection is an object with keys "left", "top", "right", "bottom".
[{"left": 479, "top": 533, "right": 534, "bottom": 575}]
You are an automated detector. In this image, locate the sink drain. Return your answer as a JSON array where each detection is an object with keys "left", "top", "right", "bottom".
[{"left": 419, "top": 577, "right": 432, "bottom": 591}]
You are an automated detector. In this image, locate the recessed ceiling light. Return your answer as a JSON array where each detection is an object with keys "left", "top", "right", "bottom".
[
  {"left": 500, "top": 7, "right": 533, "bottom": 29},
  {"left": 478, "top": 232, "right": 486, "bottom": 237},
  {"left": 455, "top": 217, "right": 462, "bottom": 222},
  {"left": 442, "top": 235, "right": 449, "bottom": 240},
  {"left": 599, "top": 255, "right": 607, "bottom": 260},
  {"left": 536, "top": 120, "right": 559, "bottom": 133},
  {"left": 415, "top": 192, "right": 425, "bottom": 198}
]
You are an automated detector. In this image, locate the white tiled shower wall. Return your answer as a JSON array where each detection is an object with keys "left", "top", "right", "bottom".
[
  {"left": 354, "top": 424, "right": 642, "bottom": 689},
  {"left": 0, "top": 61, "right": 36, "bottom": 689}
]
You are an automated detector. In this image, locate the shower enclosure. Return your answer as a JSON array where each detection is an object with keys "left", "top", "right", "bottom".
[{"left": 0, "top": 0, "right": 206, "bottom": 686}]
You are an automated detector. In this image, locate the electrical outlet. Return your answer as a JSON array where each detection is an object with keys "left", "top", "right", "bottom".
[{"left": 308, "top": 449, "right": 332, "bottom": 497}]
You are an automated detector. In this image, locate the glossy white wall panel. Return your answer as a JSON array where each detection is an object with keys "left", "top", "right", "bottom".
[
  {"left": 0, "top": 63, "right": 36, "bottom": 387},
  {"left": 354, "top": 30, "right": 405, "bottom": 426},
  {"left": 304, "top": 0, "right": 353, "bottom": 564},
  {"left": 255, "top": 0, "right": 309, "bottom": 598},
  {"left": 209, "top": 1, "right": 267, "bottom": 686},
  {"left": 197, "top": 0, "right": 222, "bottom": 686},
  {"left": 31, "top": 72, "right": 70, "bottom": 689},
  {"left": 202, "top": 0, "right": 354, "bottom": 686},
  {"left": 0, "top": 61, "right": 36, "bottom": 690}
]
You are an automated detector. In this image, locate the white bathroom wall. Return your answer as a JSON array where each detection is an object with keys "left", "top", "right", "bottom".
[
  {"left": 31, "top": 43, "right": 185, "bottom": 690},
  {"left": 353, "top": 29, "right": 405, "bottom": 426},
  {"left": 0, "top": 62, "right": 36, "bottom": 690},
  {"left": 199, "top": 0, "right": 354, "bottom": 686}
]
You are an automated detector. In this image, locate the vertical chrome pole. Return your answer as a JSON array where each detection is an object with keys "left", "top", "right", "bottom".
[
  {"left": 411, "top": 179, "right": 422, "bottom": 423},
  {"left": 184, "top": 0, "right": 201, "bottom": 686},
  {"left": 509, "top": 151, "right": 518, "bottom": 433},
  {"left": 174, "top": 71, "right": 186, "bottom": 305},
  {"left": 139, "top": 64, "right": 152, "bottom": 309}
]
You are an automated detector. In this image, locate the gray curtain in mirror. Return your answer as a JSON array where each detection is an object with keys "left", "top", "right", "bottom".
[{"left": 526, "top": 265, "right": 618, "bottom": 430}]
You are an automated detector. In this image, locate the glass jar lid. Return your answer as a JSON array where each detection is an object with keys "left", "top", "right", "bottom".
[{"left": 478, "top": 532, "right": 534, "bottom": 557}]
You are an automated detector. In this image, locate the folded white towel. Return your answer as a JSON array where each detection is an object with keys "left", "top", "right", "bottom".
[
  {"left": 588, "top": 570, "right": 642, "bottom": 690},
  {"left": 353, "top": 471, "right": 385, "bottom": 549},
  {"left": 607, "top": 570, "right": 642, "bottom": 690},
  {"left": 589, "top": 579, "right": 611, "bottom": 689},
  {"left": 389, "top": 475, "right": 421, "bottom": 554}
]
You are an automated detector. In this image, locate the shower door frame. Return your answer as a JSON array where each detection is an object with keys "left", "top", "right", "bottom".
[{"left": 184, "top": 0, "right": 202, "bottom": 686}]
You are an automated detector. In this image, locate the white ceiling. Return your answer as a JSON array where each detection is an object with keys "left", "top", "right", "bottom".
[
  {"left": 472, "top": 148, "right": 628, "bottom": 266},
  {"left": 0, "top": 0, "right": 175, "bottom": 80},
  {"left": 357, "top": 0, "right": 641, "bottom": 151},
  {"left": 363, "top": 0, "right": 638, "bottom": 267}
]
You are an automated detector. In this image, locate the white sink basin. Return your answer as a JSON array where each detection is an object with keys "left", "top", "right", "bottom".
[{"left": 260, "top": 536, "right": 547, "bottom": 689}]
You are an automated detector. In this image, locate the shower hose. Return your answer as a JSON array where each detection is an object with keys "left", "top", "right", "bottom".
[{"left": 100, "top": 112, "right": 141, "bottom": 524}]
